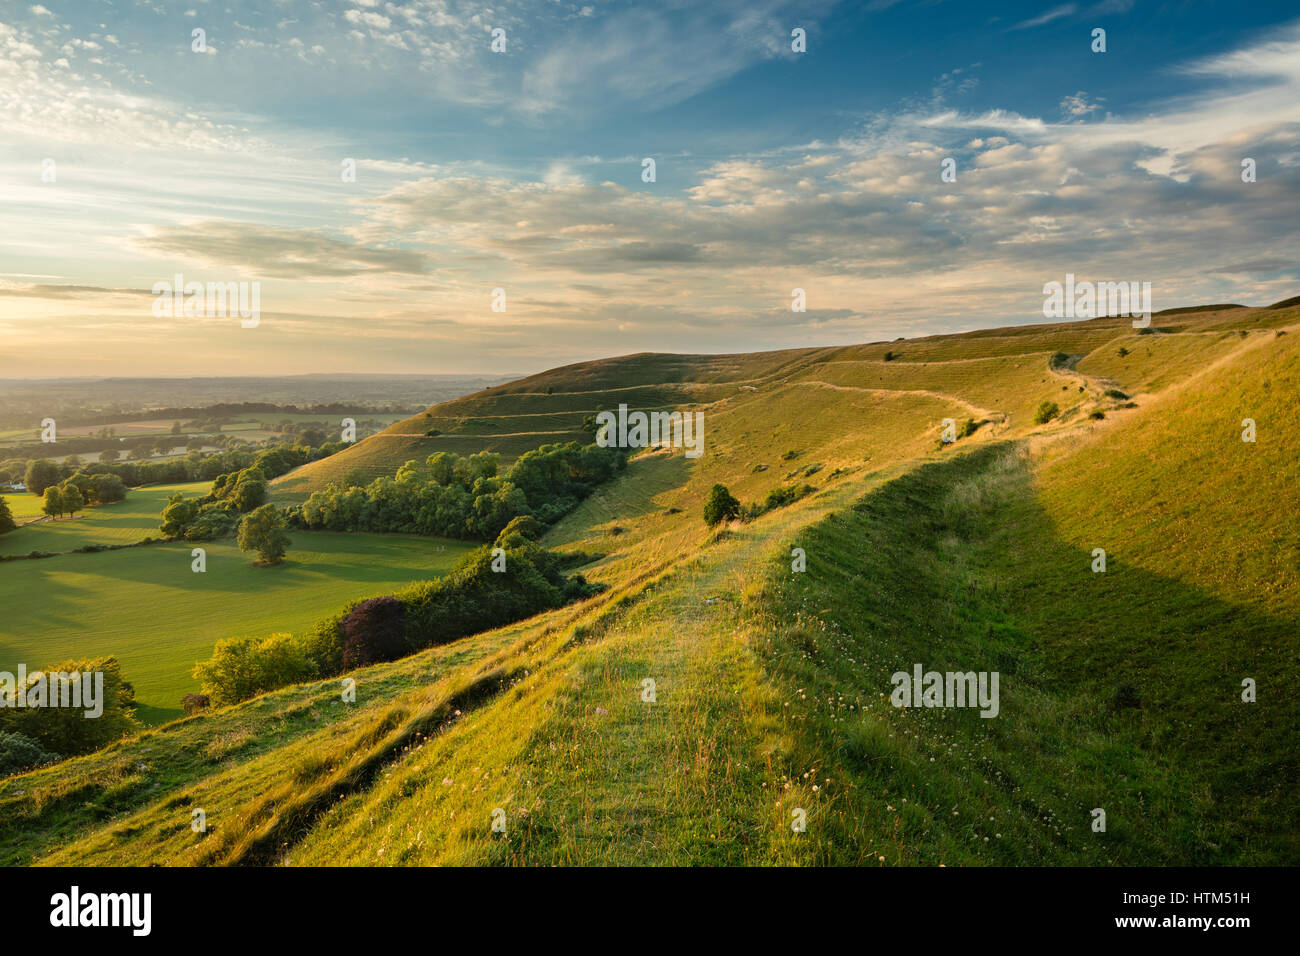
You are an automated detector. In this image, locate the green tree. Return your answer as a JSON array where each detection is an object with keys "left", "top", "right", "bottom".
[
  {"left": 1033, "top": 401, "right": 1060, "bottom": 425},
  {"left": 238, "top": 504, "right": 290, "bottom": 565},
  {"left": 703, "top": 483, "right": 741, "bottom": 527},
  {"left": 98, "top": 448, "right": 120, "bottom": 462},
  {"left": 192, "top": 632, "right": 314, "bottom": 707},
  {"left": 59, "top": 482, "right": 85, "bottom": 516},
  {"left": 24, "top": 459, "right": 62, "bottom": 496},
  {"left": 0, "top": 496, "right": 15, "bottom": 535},
  {"left": 41, "top": 485, "right": 64, "bottom": 519},
  {"left": 90, "top": 473, "right": 127, "bottom": 504},
  {"left": 159, "top": 492, "right": 200, "bottom": 537},
  {"left": 0, "top": 656, "right": 138, "bottom": 756}
]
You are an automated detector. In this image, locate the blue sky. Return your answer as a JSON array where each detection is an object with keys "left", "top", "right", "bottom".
[{"left": 2, "top": 0, "right": 1299, "bottom": 376}]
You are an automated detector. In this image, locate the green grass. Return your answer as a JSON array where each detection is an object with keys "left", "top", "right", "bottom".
[
  {"left": 2, "top": 493, "right": 50, "bottom": 522},
  {"left": 2, "top": 301, "right": 1295, "bottom": 867},
  {"left": 0, "top": 532, "right": 476, "bottom": 723},
  {"left": 0, "top": 482, "right": 207, "bottom": 555}
]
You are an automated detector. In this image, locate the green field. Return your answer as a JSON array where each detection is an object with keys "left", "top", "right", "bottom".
[
  {"left": 0, "top": 532, "right": 475, "bottom": 723},
  {"left": 0, "top": 482, "right": 208, "bottom": 555},
  {"left": 1, "top": 302, "right": 1296, "bottom": 867}
]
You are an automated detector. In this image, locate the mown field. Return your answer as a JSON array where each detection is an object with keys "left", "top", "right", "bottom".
[
  {"left": 0, "top": 532, "right": 475, "bottom": 723},
  {"left": 0, "top": 482, "right": 208, "bottom": 555},
  {"left": 1, "top": 302, "right": 1295, "bottom": 866}
]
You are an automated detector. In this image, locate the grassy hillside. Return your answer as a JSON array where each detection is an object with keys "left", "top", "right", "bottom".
[{"left": 3, "top": 302, "right": 1295, "bottom": 866}]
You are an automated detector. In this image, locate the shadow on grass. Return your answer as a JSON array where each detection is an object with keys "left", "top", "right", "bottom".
[{"left": 764, "top": 441, "right": 1298, "bottom": 864}]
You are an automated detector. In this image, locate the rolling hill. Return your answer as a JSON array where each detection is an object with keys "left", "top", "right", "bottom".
[{"left": 3, "top": 301, "right": 1296, "bottom": 866}]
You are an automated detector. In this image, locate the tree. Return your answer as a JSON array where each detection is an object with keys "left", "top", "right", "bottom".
[
  {"left": 0, "top": 656, "right": 137, "bottom": 756},
  {"left": 59, "top": 482, "right": 85, "bottom": 516},
  {"left": 1033, "top": 401, "right": 1060, "bottom": 425},
  {"left": 0, "top": 496, "right": 15, "bottom": 535},
  {"left": 340, "top": 596, "right": 408, "bottom": 669},
  {"left": 90, "top": 473, "right": 127, "bottom": 504},
  {"left": 41, "top": 485, "right": 64, "bottom": 519},
  {"left": 159, "top": 492, "right": 201, "bottom": 537},
  {"left": 228, "top": 474, "right": 268, "bottom": 512},
  {"left": 171, "top": 421, "right": 182, "bottom": 435},
  {"left": 98, "top": 448, "right": 120, "bottom": 462},
  {"left": 238, "top": 504, "right": 290, "bottom": 565},
  {"left": 24, "top": 459, "right": 62, "bottom": 496},
  {"left": 703, "top": 484, "right": 741, "bottom": 527}
]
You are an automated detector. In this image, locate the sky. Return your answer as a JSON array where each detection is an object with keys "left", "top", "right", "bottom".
[{"left": 1, "top": 0, "right": 1298, "bottom": 378}]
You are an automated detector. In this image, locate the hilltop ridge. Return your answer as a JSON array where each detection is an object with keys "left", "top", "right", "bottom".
[{"left": 5, "top": 300, "right": 1297, "bottom": 866}]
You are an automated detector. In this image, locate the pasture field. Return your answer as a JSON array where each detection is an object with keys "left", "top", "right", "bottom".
[
  {"left": 0, "top": 532, "right": 475, "bottom": 723},
  {"left": 0, "top": 482, "right": 208, "bottom": 555}
]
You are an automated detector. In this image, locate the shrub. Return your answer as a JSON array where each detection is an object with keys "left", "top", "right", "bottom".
[
  {"left": 185, "top": 506, "right": 238, "bottom": 541},
  {"left": 883, "top": 351, "right": 898, "bottom": 362},
  {"left": 1089, "top": 410, "right": 1106, "bottom": 420},
  {"left": 0, "top": 731, "right": 60, "bottom": 777},
  {"left": 957, "top": 418, "right": 979, "bottom": 439},
  {"left": 1104, "top": 388, "right": 1129, "bottom": 400},
  {"left": 181, "top": 693, "right": 210, "bottom": 716},
  {"left": 0, "top": 657, "right": 138, "bottom": 756},
  {"left": 497, "top": 514, "right": 543, "bottom": 541},
  {"left": 192, "top": 632, "right": 315, "bottom": 707},
  {"left": 1032, "top": 401, "right": 1060, "bottom": 425},
  {"left": 340, "top": 596, "right": 409, "bottom": 669},
  {"left": 703, "top": 484, "right": 741, "bottom": 527}
]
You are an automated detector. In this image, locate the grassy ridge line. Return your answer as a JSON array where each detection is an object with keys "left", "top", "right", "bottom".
[
  {"left": 196, "top": 664, "right": 527, "bottom": 866},
  {"left": 292, "top": 330, "right": 1295, "bottom": 866},
  {"left": 28, "top": 548, "right": 686, "bottom": 865},
  {"left": 5, "top": 623, "right": 520, "bottom": 866},
  {"left": 282, "top": 467, "right": 907, "bottom": 864}
]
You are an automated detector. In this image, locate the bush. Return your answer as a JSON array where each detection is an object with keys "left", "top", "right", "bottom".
[
  {"left": 703, "top": 484, "right": 741, "bottom": 526},
  {"left": 192, "top": 632, "right": 315, "bottom": 707},
  {"left": 0, "top": 656, "right": 138, "bottom": 756},
  {"left": 340, "top": 596, "right": 409, "bottom": 669},
  {"left": 181, "top": 693, "right": 210, "bottom": 716},
  {"left": 1089, "top": 410, "right": 1106, "bottom": 420},
  {"left": 1104, "top": 388, "right": 1129, "bottom": 400},
  {"left": 185, "top": 506, "right": 238, "bottom": 541},
  {"left": 0, "top": 731, "right": 60, "bottom": 777},
  {"left": 1032, "top": 401, "right": 1060, "bottom": 425}
]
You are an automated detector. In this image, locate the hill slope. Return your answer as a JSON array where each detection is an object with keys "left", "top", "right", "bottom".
[{"left": 4, "top": 302, "right": 1297, "bottom": 866}]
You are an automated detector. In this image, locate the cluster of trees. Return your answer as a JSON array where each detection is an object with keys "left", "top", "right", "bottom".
[
  {"left": 159, "top": 443, "right": 344, "bottom": 542},
  {"left": 290, "top": 442, "right": 627, "bottom": 541},
  {"left": 703, "top": 482, "right": 816, "bottom": 527},
  {"left": 0, "top": 497, "right": 14, "bottom": 535},
  {"left": 11, "top": 439, "right": 350, "bottom": 499},
  {"left": 40, "top": 472, "right": 129, "bottom": 519},
  {"left": 0, "top": 657, "right": 138, "bottom": 777},
  {"left": 193, "top": 517, "right": 599, "bottom": 706}
]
